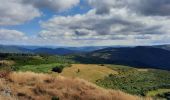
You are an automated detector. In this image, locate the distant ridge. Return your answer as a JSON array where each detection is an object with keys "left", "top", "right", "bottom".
[
  {"left": 33, "top": 48, "right": 80, "bottom": 55},
  {"left": 154, "top": 44, "right": 170, "bottom": 51},
  {"left": 74, "top": 46, "right": 170, "bottom": 70},
  {"left": 0, "top": 45, "right": 32, "bottom": 53},
  {"left": 0, "top": 45, "right": 107, "bottom": 55}
]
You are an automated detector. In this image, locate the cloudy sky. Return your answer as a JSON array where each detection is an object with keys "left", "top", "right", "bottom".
[{"left": 0, "top": 0, "right": 170, "bottom": 46}]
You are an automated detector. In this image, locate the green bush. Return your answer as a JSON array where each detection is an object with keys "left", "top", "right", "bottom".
[
  {"left": 51, "top": 96, "right": 59, "bottom": 100},
  {"left": 52, "top": 65, "right": 64, "bottom": 73}
]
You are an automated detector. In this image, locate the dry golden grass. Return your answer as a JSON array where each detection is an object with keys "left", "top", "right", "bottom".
[
  {"left": 60, "top": 64, "right": 118, "bottom": 82},
  {"left": 0, "top": 60, "right": 15, "bottom": 66},
  {"left": 0, "top": 72, "right": 152, "bottom": 100}
]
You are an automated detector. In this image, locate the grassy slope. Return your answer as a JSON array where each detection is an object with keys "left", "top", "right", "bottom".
[
  {"left": 0, "top": 72, "right": 146, "bottom": 100},
  {"left": 60, "top": 64, "right": 118, "bottom": 82}
]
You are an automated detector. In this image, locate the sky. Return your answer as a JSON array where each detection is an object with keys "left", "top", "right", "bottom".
[{"left": 0, "top": 0, "right": 170, "bottom": 46}]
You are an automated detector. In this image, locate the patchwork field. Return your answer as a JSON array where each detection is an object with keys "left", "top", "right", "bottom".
[{"left": 60, "top": 64, "right": 118, "bottom": 83}]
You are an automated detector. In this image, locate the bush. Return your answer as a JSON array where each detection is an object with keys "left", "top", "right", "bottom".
[
  {"left": 100, "top": 64, "right": 105, "bottom": 66},
  {"left": 51, "top": 96, "right": 59, "bottom": 100},
  {"left": 52, "top": 65, "right": 64, "bottom": 73}
]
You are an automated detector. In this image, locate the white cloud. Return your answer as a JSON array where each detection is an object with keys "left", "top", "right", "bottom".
[
  {"left": 38, "top": 4, "right": 170, "bottom": 46},
  {"left": 88, "top": 0, "right": 170, "bottom": 16},
  {"left": 0, "top": 0, "right": 80, "bottom": 25},
  {"left": 1, "top": 0, "right": 170, "bottom": 46},
  {"left": 22, "top": 0, "right": 80, "bottom": 12},
  {"left": 0, "top": 29, "right": 27, "bottom": 42},
  {"left": 0, "top": 0, "right": 41, "bottom": 25}
]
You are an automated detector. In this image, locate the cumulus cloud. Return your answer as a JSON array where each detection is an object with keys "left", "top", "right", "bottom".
[
  {"left": 22, "top": 0, "right": 80, "bottom": 12},
  {"left": 37, "top": 0, "right": 170, "bottom": 46},
  {"left": 88, "top": 0, "right": 170, "bottom": 16},
  {"left": 1, "top": 0, "right": 170, "bottom": 46},
  {"left": 0, "top": 29, "right": 27, "bottom": 43},
  {"left": 40, "top": 8, "right": 170, "bottom": 39},
  {"left": 0, "top": 0, "right": 41, "bottom": 25},
  {"left": 0, "top": 0, "right": 80, "bottom": 25}
]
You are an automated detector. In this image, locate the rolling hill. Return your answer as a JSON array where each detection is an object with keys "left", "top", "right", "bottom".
[{"left": 74, "top": 46, "right": 170, "bottom": 70}]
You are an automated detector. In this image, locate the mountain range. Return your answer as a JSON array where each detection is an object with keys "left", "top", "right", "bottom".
[{"left": 0, "top": 45, "right": 109, "bottom": 55}]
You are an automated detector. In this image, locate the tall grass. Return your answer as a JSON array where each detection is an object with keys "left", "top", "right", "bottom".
[{"left": 0, "top": 72, "right": 151, "bottom": 100}]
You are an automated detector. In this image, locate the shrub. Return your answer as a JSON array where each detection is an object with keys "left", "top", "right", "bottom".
[
  {"left": 51, "top": 96, "right": 59, "bottom": 100},
  {"left": 52, "top": 65, "right": 64, "bottom": 73},
  {"left": 100, "top": 64, "right": 105, "bottom": 66}
]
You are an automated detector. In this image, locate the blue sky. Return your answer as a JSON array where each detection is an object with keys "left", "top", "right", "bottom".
[
  {"left": 1, "top": 0, "right": 90, "bottom": 36},
  {"left": 0, "top": 0, "right": 170, "bottom": 46}
]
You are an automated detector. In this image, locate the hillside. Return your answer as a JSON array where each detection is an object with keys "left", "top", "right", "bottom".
[
  {"left": 66, "top": 46, "right": 108, "bottom": 52},
  {"left": 0, "top": 72, "right": 145, "bottom": 100},
  {"left": 74, "top": 46, "right": 170, "bottom": 70}
]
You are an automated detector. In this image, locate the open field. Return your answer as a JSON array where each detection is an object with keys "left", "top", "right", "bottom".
[
  {"left": 0, "top": 60, "right": 15, "bottom": 67},
  {"left": 60, "top": 64, "right": 118, "bottom": 82},
  {"left": 0, "top": 72, "right": 148, "bottom": 100}
]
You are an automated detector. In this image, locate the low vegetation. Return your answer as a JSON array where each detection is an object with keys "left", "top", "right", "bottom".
[{"left": 96, "top": 65, "right": 170, "bottom": 97}]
